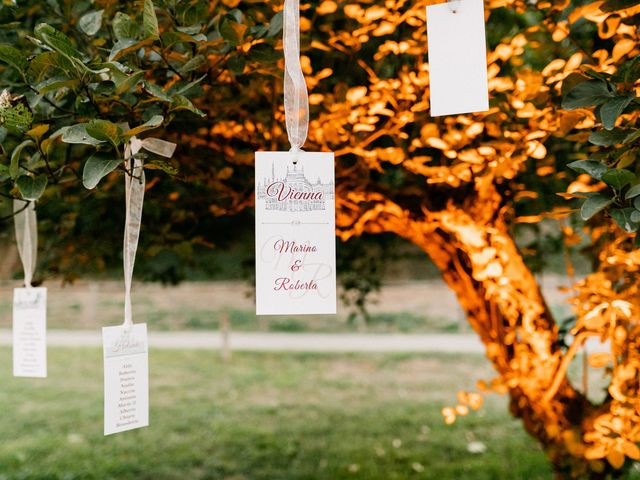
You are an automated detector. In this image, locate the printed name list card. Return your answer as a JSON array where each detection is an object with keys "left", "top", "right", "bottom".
[
  {"left": 427, "top": 0, "right": 489, "bottom": 116},
  {"left": 103, "top": 323, "right": 149, "bottom": 435},
  {"left": 13, "top": 287, "right": 47, "bottom": 378},
  {"left": 255, "top": 151, "right": 337, "bottom": 315}
]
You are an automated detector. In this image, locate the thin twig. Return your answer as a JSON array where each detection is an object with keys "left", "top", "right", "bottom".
[
  {"left": 151, "top": 48, "right": 186, "bottom": 81},
  {"left": 27, "top": 85, "right": 75, "bottom": 115},
  {"left": 0, "top": 200, "right": 29, "bottom": 223}
]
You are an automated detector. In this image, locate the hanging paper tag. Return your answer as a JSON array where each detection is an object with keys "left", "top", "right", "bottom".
[
  {"left": 13, "top": 287, "right": 47, "bottom": 378},
  {"left": 103, "top": 323, "right": 149, "bottom": 435},
  {"left": 426, "top": 0, "right": 489, "bottom": 116},
  {"left": 255, "top": 151, "right": 336, "bottom": 315}
]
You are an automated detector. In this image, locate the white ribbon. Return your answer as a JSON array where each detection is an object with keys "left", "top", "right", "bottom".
[
  {"left": 283, "top": 0, "right": 309, "bottom": 152},
  {"left": 13, "top": 200, "right": 37, "bottom": 288},
  {"left": 121, "top": 135, "right": 176, "bottom": 327},
  {"left": 123, "top": 141, "right": 145, "bottom": 328}
]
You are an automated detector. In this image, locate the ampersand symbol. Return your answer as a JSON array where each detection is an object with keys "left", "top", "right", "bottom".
[{"left": 291, "top": 260, "right": 302, "bottom": 272}]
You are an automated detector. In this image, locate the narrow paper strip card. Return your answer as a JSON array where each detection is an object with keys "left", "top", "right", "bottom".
[
  {"left": 103, "top": 323, "right": 149, "bottom": 435},
  {"left": 426, "top": 0, "right": 489, "bottom": 116},
  {"left": 255, "top": 151, "right": 337, "bottom": 315},
  {"left": 13, "top": 287, "right": 47, "bottom": 378}
]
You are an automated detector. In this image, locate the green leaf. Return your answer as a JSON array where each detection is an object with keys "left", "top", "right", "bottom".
[
  {"left": 113, "top": 12, "right": 139, "bottom": 41},
  {"left": 602, "top": 168, "right": 635, "bottom": 190},
  {"left": 617, "top": 150, "right": 636, "bottom": 169},
  {"left": 176, "top": 25, "right": 203, "bottom": 36},
  {"left": 145, "top": 159, "right": 178, "bottom": 175},
  {"left": 10, "top": 139, "right": 34, "bottom": 179},
  {"left": 114, "top": 70, "right": 145, "bottom": 95},
  {"left": 61, "top": 124, "right": 104, "bottom": 145},
  {"left": 247, "top": 25, "right": 269, "bottom": 39},
  {"left": 600, "top": 96, "right": 633, "bottom": 130},
  {"left": 582, "top": 69, "right": 611, "bottom": 82},
  {"left": 623, "top": 129, "right": 640, "bottom": 145},
  {"left": 626, "top": 184, "right": 640, "bottom": 199},
  {"left": 99, "top": 61, "right": 132, "bottom": 89},
  {"left": 143, "top": 0, "right": 160, "bottom": 40},
  {"left": 248, "top": 43, "right": 280, "bottom": 63},
  {"left": 611, "top": 207, "right": 640, "bottom": 233},
  {"left": 78, "top": 10, "right": 104, "bottom": 36},
  {"left": 562, "top": 80, "right": 614, "bottom": 110},
  {"left": 123, "top": 115, "right": 164, "bottom": 137},
  {"left": 266, "top": 11, "right": 283, "bottom": 37},
  {"left": 86, "top": 119, "right": 121, "bottom": 146},
  {"left": 176, "top": 1, "right": 208, "bottom": 25},
  {"left": 16, "top": 174, "right": 47, "bottom": 201},
  {"left": 179, "top": 54, "right": 206, "bottom": 74},
  {"left": 34, "top": 23, "right": 83, "bottom": 60},
  {"left": 83, "top": 153, "right": 121, "bottom": 189},
  {"left": 580, "top": 193, "right": 614, "bottom": 221},
  {"left": 0, "top": 44, "right": 26, "bottom": 73},
  {"left": 611, "top": 55, "right": 640, "bottom": 83},
  {"left": 109, "top": 38, "right": 153, "bottom": 62},
  {"left": 27, "top": 51, "right": 78, "bottom": 83},
  {"left": 561, "top": 73, "right": 587, "bottom": 97},
  {"left": 220, "top": 17, "right": 246, "bottom": 46},
  {"left": 27, "top": 51, "right": 58, "bottom": 82},
  {"left": 602, "top": 0, "right": 638, "bottom": 12},
  {"left": 589, "top": 128, "right": 632, "bottom": 146},
  {"left": 227, "top": 55, "right": 245, "bottom": 75},
  {"left": 91, "top": 80, "right": 114, "bottom": 96},
  {"left": 567, "top": 160, "right": 609, "bottom": 180},
  {"left": 172, "top": 74, "right": 207, "bottom": 96},
  {"left": 144, "top": 81, "right": 172, "bottom": 102},
  {"left": 635, "top": 196, "right": 640, "bottom": 210},
  {"left": 170, "top": 95, "right": 205, "bottom": 117},
  {"left": 227, "top": 8, "right": 243, "bottom": 23},
  {"left": 631, "top": 211, "right": 640, "bottom": 223},
  {"left": 161, "top": 31, "right": 199, "bottom": 48},
  {"left": 35, "top": 76, "right": 81, "bottom": 94}
]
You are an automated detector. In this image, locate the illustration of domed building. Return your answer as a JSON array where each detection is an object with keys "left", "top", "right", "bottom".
[{"left": 257, "top": 162, "right": 334, "bottom": 212}]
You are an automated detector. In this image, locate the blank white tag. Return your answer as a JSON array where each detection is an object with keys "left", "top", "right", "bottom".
[
  {"left": 13, "top": 287, "right": 47, "bottom": 378},
  {"left": 427, "top": 0, "right": 489, "bottom": 116},
  {"left": 103, "top": 323, "right": 149, "bottom": 435},
  {"left": 255, "top": 151, "right": 337, "bottom": 315}
]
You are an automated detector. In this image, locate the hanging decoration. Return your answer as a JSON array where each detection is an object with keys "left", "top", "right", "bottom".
[
  {"left": 254, "top": 0, "right": 336, "bottom": 315},
  {"left": 102, "top": 133, "right": 175, "bottom": 435},
  {"left": 426, "top": 0, "right": 489, "bottom": 116},
  {"left": 12, "top": 199, "right": 47, "bottom": 378}
]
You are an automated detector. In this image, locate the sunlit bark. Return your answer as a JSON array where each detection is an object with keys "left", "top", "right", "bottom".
[{"left": 337, "top": 184, "right": 619, "bottom": 478}]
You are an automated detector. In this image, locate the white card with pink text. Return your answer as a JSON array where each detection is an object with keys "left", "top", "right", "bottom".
[{"left": 255, "top": 151, "right": 336, "bottom": 315}]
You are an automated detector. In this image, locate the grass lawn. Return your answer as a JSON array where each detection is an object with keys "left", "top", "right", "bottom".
[{"left": 0, "top": 348, "right": 558, "bottom": 480}]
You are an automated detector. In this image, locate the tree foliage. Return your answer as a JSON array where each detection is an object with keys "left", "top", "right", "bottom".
[{"left": 0, "top": 0, "right": 639, "bottom": 478}]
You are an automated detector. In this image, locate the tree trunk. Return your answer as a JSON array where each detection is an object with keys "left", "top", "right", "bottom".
[{"left": 337, "top": 185, "right": 612, "bottom": 477}]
